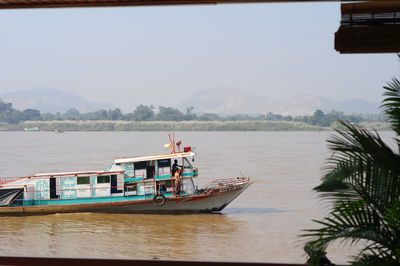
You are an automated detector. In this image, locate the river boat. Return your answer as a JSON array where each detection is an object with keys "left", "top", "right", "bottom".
[
  {"left": 0, "top": 138, "right": 252, "bottom": 215},
  {"left": 23, "top": 127, "right": 40, "bottom": 131}
]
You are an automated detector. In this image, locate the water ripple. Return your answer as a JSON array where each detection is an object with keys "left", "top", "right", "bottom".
[{"left": 222, "top": 207, "right": 288, "bottom": 215}]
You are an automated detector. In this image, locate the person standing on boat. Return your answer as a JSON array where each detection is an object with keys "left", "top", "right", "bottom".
[
  {"left": 174, "top": 168, "right": 182, "bottom": 196},
  {"left": 172, "top": 159, "right": 182, "bottom": 176}
]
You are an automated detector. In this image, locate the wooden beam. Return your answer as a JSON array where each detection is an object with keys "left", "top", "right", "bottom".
[
  {"left": 0, "top": 0, "right": 373, "bottom": 10},
  {"left": 335, "top": 1, "right": 400, "bottom": 54},
  {"left": 341, "top": 1, "right": 400, "bottom": 15},
  {"left": 0, "top": 256, "right": 311, "bottom": 266},
  {"left": 335, "top": 24, "right": 400, "bottom": 54}
]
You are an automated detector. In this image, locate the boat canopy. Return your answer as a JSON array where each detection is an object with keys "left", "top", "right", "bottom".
[
  {"left": 33, "top": 170, "right": 119, "bottom": 177},
  {"left": 0, "top": 188, "right": 23, "bottom": 206},
  {"left": 114, "top": 151, "right": 195, "bottom": 164}
]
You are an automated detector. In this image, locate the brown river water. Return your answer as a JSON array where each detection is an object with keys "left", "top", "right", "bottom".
[{"left": 0, "top": 131, "right": 395, "bottom": 263}]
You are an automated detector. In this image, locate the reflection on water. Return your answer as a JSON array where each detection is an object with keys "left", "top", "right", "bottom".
[{"left": 0, "top": 213, "right": 246, "bottom": 260}]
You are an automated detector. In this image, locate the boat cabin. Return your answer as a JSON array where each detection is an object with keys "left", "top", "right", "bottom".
[
  {"left": 111, "top": 150, "right": 198, "bottom": 196},
  {"left": 0, "top": 150, "right": 198, "bottom": 207}
]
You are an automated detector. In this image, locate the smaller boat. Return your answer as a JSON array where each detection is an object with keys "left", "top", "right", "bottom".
[
  {"left": 23, "top": 127, "right": 39, "bottom": 131},
  {"left": 54, "top": 129, "right": 64, "bottom": 133},
  {"left": 0, "top": 136, "right": 252, "bottom": 215}
]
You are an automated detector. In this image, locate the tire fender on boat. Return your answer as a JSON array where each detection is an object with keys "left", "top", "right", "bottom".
[{"left": 153, "top": 194, "right": 166, "bottom": 207}]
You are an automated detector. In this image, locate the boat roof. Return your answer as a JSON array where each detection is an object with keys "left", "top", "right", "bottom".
[
  {"left": 0, "top": 170, "right": 124, "bottom": 188},
  {"left": 114, "top": 151, "right": 195, "bottom": 164},
  {"left": 33, "top": 170, "right": 123, "bottom": 177}
]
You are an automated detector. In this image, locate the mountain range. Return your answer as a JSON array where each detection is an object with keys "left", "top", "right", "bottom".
[
  {"left": 0, "top": 87, "right": 380, "bottom": 116},
  {"left": 177, "top": 88, "right": 380, "bottom": 116},
  {"left": 0, "top": 88, "right": 114, "bottom": 113}
]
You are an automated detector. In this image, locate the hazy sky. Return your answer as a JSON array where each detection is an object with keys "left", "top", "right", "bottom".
[{"left": 0, "top": 2, "right": 399, "bottom": 112}]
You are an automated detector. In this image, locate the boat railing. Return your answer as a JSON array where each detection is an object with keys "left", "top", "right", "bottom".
[
  {"left": 1, "top": 166, "right": 197, "bottom": 187},
  {"left": 124, "top": 168, "right": 196, "bottom": 181},
  {"left": 0, "top": 176, "right": 28, "bottom": 185},
  {"left": 1, "top": 168, "right": 192, "bottom": 207},
  {"left": 0, "top": 171, "right": 124, "bottom": 185},
  {"left": 199, "top": 177, "right": 251, "bottom": 194},
  {"left": 129, "top": 170, "right": 186, "bottom": 197},
  {"left": 7, "top": 176, "right": 187, "bottom": 207},
  {"left": 5, "top": 176, "right": 247, "bottom": 206}
]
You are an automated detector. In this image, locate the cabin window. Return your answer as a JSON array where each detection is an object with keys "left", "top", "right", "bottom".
[
  {"left": 134, "top": 161, "right": 146, "bottom": 170},
  {"left": 77, "top": 176, "right": 90, "bottom": 185},
  {"left": 158, "top": 159, "right": 171, "bottom": 175},
  {"left": 97, "top": 175, "right": 110, "bottom": 183},
  {"left": 125, "top": 186, "right": 136, "bottom": 192},
  {"left": 158, "top": 159, "right": 171, "bottom": 168},
  {"left": 183, "top": 158, "right": 193, "bottom": 169}
]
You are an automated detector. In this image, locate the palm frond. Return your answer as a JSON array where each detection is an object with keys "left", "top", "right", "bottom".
[
  {"left": 304, "top": 120, "right": 400, "bottom": 264},
  {"left": 316, "top": 122, "right": 400, "bottom": 212},
  {"left": 382, "top": 77, "right": 400, "bottom": 136},
  {"left": 303, "top": 199, "right": 390, "bottom": 246},
  {"left": 353, "top": 245, "right": 399, "bottom": 266}
]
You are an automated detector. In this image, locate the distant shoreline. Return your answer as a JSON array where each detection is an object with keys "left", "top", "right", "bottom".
[{"left": 0, "top": 121, "right": 391, "bottom": 131}]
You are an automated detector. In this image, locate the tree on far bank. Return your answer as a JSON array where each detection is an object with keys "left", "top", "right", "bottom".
[
  {"left": 0, "top": 99, "right": 23, "bottom": 124},
  {"left": 22, "top": 109, "right": 41, "bottom": 121},
  {"left": 108, "top": 108, "right": 124, "bottom": 121},
  {"left": 310, "top": 109, "right": 324, "bottom": 125},
  {"left": 156, "top": 106, "right": 183, "bottom": 121},
  {"left": 183, "top": 106, "right": 197, "bottom": 121},
  {"left": 197, "top": 113, "right": 219, "bottom": 121},
  {"left": 62, "top": 108, "right": 81, "bottom": 120},
  {"left": 131, "top": 105, "right": 154, "bottom": 121}
]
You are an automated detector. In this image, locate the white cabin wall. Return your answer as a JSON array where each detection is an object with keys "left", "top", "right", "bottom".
[
  {"left": 105, "top": 163, "right": 124, "bottom": 173},
  {"left": 158, "top": 167, "right": 170, "bottom": 175},
  {"left": 93, "top": 183, "right": 110, "bottom": 197},
  {"left": 124, "top": 163, "right": 135, "bottom": 177},
  {"left": 24, "top": 185, "right": 35, "bottom": 200},
  {"left": 76, "top": 184, "right": 91, "bottom": 198},
  {"left": 134, "top": 169, "right": 146, "bottom": 179},
  {"left": 92, "top": 176, "right": 110, "bottom": 197},
  {"left": 34, "top": 178, "right": 50, "bottom": 200},
  {"left": 137, "top": 182, "right": 155, "bottom": 195},
  {"left": 61, "top": 177, "right": 77, "bottom": 199}
]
